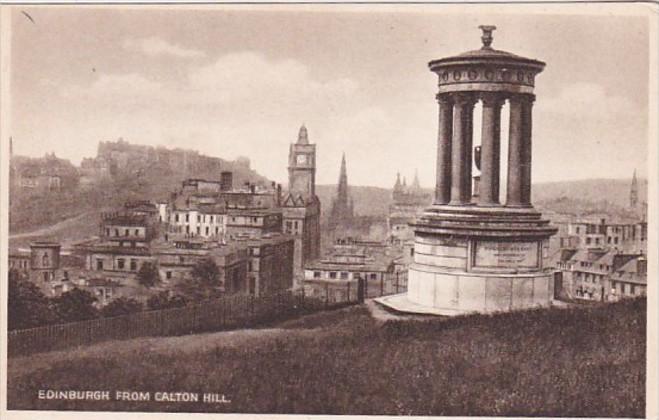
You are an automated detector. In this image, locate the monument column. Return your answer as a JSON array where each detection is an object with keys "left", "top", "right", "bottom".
[
  {"left": 463, "top": 98, "right": 476, "bottom": 201},
  {"left": 449, "top": 93, "right": 476, "bottom": 205},
  {"left": 506, "top": 94, "right": 523, "bottom": 206},
  {"left": 520, "top": 95, "right": 535, "bottom": 206},
  {"left": 479, "top": 92, "right": 504, "bottom": 205},
  {"left": 435, "top": 94, "right": 453, "bottom": 204}
]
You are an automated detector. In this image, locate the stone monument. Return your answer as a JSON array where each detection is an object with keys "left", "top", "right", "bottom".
[{"left": 378, "top": 26, "right": 558, "bottom": 315}]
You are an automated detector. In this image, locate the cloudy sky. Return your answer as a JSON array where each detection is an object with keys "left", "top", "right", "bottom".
[{"left": 6, "top": 6, "right": 650, "bottom": 189}]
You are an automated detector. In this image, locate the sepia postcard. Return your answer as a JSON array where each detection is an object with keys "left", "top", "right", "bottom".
[{"left": 0, "top": 3, "right": 657, "bottom": 420}]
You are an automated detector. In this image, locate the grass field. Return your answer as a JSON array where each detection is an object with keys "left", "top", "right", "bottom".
[{"left": 7, "top": 298, "right": 646, "bottom": 417}]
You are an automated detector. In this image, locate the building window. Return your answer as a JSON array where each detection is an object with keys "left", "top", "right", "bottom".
[
  {"left": 130, "top": 259, "right": 137, "bottom": 271},
  {"left": 329, "top": 272, "right": 337, "bottom": 279},
  {"left": 630, "top": 284, "right": 636, "bottom": 295},
  {"left": 314, "top": 271, "right": 321, "bottom": 278},
  {"left": 197, "top": 226, "right": 201, "bottom": 234},
  {"left": 117, "top": 258, "right": 125, "bottom": 269},
  {"left": 614, "top": 237, "right": 619, "bottom": 245},
  {"left": 197, "top": 215, "right": 201, "bottom": 222},
  {"left": 179, "top": 256, "right": 185, "bottom": 263},
  {"left": 166, "top": 271, "right": 172, "bottom": 279},
  {"left": 210, "top": 215, "right": 214, "bottom": 223},
  {"left": 586, "top": 238, "right": 591, "bottom": 245},
  {"left": 370, "top": 273, "right": 377, "bottom": 280},
  {"left": 125, "top": 229, "right": 129, "bottom": 236},
  {"left": 340, "top": 272, "right": 348, "bottom": 279},
  {"left": 135, "top": 229, "right": 139, "bottom": 236},
  {"left": 294, "top": 221, "right": 299, "bottom": 229},
  {"left": 175, "top": 214, "right": 180, "bottom": 222},
  {"left": 115, "top": 229, "right": 119, "bottom": 236},
  {"left": 96, "top": 259, "right": 104, "bottom": 270},
  {"left": 105, "top": 228, "right": 110, "bottom": 236},
  {"left": 185, "top": 214, "right": 189, "bottom": 222},
  {"left": 205, "top": 227, "right": 210, "bottom": 235},
  {"left": 215, "top": 227, "right": 219, "bottom": 234},
  {"left": 186, "top": 225, "right": 190, "bottom": 234}
]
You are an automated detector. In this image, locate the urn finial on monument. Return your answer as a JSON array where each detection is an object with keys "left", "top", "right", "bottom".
[{"left": 478, "top": 25, "right": 496, "bottom": 49}]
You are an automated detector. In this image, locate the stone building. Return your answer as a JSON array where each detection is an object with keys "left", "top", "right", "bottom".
[
  {"left": 225, "top": 208, "right": 283, "bottom": 239},
  {"left": 554, "top": 249, "right": 646, "bottom": 301},
  {"left": 281, "top": 125, "right": 322, "bottom": 287},
  {"left": 245, "top": 234, "right": 296, "bottom": 296},
  {"left": 561, "top": 217, "right": 647, "bottom": 253},
  {"left": 388, "top": 171, "right": 432, "bottom": 244},
  {"left": 9, "top": 242, "right": 86, "bottom": 297},
  {"left": 303, "top": 238, "right": 406, "bottom": 301},
  {"left": 153, "top": 239, "right": 250, "bottom": 294}
]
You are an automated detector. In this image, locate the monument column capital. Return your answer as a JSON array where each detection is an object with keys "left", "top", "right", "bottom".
[
  {"left": 450, "top": 92, "right": 477, "bottom": 108},
  {"left": 435, "top": 93, "right": 454, "bottom": 106},
  {"left": 509, "top": 93, "right": 536, "bottom": 106},
  {"left": 480, "top": 91, "right": 506, "bottom": 108}
]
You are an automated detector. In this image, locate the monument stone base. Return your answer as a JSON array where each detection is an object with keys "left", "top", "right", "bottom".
[
  {"left": 388, "top": 204, "right": 558, "bottom": 316},
  {"left": 405, "top": 265, "right": 554, "bottom": 314}
]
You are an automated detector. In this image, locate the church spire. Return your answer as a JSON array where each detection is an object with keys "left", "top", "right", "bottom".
[
  {"left": 394, "top": 172, "right": 402, "bottom": 189},
  {"left": 412, "top": 169, "right": 421, "bottom": 190},
  {"left": 329, "top": 152, "right": 354, "bottom": 229},
  {"left": 630, "top": 169, "right": 638, "bottom": 209},
  {"left": 338, "top": 152, "right": 348, "bottom": 201}
]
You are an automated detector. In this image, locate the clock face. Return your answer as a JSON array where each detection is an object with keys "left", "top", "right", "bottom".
[{"left": 296, "top": 154, "right": 307, "bottom": 164}]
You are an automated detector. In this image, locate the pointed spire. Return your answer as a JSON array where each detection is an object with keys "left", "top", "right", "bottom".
[
  {"left": 402, "top": 176, "right": 407, "bottom": 188},
  {"left": 394, "top": 172, "right": 401, "bottom": 189},
  {"left": 412, "top": 169, "right": 421, "bottom": 190},
  {"left": 630, "top": 169, "right": 639, "bottom": 209},
  {"left": 338, "top": 153, "right": 348, "bottom": 193},
  {"left": 297, "top": 124, "right": 309, "bottom": 145}
]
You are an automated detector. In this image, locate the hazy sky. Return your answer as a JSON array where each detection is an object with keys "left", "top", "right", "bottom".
[{"left": 7, "top": 6, "right": 650, "bottom": 188}]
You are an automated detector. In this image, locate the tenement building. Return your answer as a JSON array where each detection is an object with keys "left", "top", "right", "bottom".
[
  {"left": 378, "top": 26, "right": 557, "bottom": 314},
  {"left": 554, "top": 249, "right": 646, "bottom": 301},
  {"left": 281, "top": 125, "right": 321, "bottom": 287}
]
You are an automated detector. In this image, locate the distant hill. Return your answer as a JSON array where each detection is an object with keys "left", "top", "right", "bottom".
[
  {"left": 316, "top": 185, "right": 396, "bottom": 219},
  {"left": 9, "top": 140, "right": 271, "bottom": 235},
  {"left": 317, "top": 178, "right": 647, "bottom": 219},
  {"left": 533, "top": 178, "right": 647, "bottom": 208}
]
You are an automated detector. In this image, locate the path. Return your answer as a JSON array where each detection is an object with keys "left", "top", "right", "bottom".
[
  {"left": 9, "top": 212, "right": 93, "bottom": 240},
  {"left": 8, "top": 327, "right": 318, "bottom": 380}
]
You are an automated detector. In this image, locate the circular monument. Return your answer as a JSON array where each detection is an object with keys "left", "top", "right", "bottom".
[{"left": 381, "top": 26, "right": 558, "bottom": 315}]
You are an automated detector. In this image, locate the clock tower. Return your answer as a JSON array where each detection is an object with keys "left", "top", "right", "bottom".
[
  {"left": 288, "top": 124, "right": 316, "bottom": 199},
  {"left": 282, "top": 125, "right": 321, "bottom": 288}
]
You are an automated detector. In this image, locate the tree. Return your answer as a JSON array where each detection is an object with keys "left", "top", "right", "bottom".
[
  {"left": 177, "top": 258, "right": 222, "bottom": 302},
  {"left": 52, "top": 288, "right": 99, "bottom": 322},
  {"left": 7, "top": 269, "right": 60, "bottom": 330},
  {"left": 101, "top": 297, "right": 144, "bottom": 317},
  {"left": 146, "top": 291, "right": 188, "bottom": 310},
  {"left": 137, "top": 262, "right": 159, "bottom": 288}
]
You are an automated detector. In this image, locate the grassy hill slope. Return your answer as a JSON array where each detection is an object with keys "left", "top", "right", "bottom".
[{"left": 7, "top": 298, "right": 645, "bottom": 417}]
